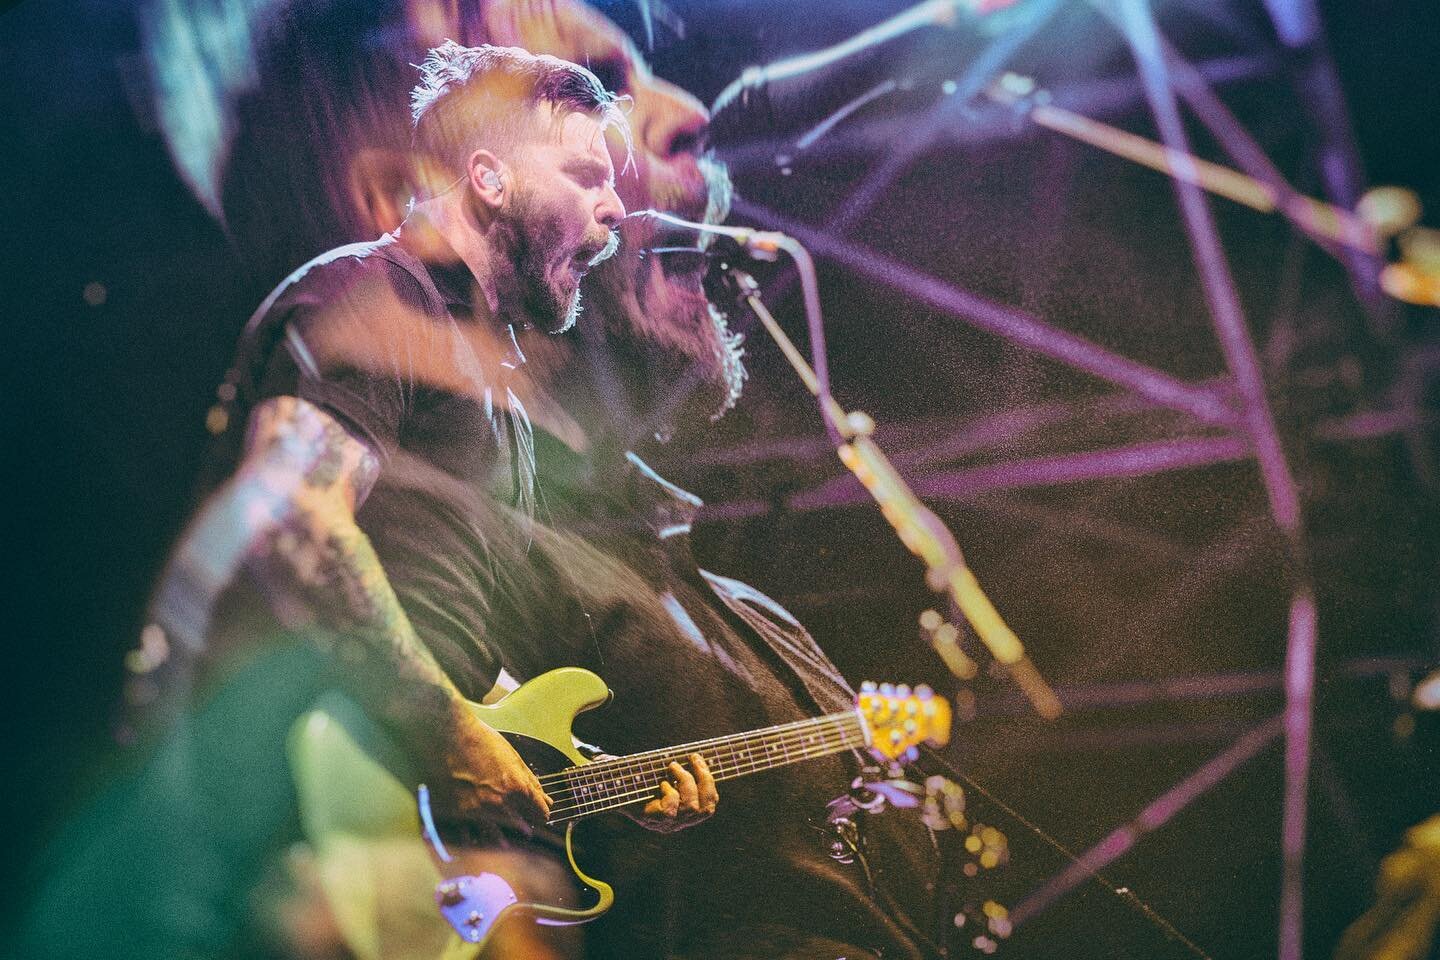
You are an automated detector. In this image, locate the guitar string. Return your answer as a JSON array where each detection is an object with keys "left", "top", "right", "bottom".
[
  {"left": 543, "top": 722, "right": 869, "bottom": 820},
  {"left": 545, "top": 725, "right": 869, "bottom": 823},
  {"left": 542, "top": 705, "right": 941, "bottom": 812},
  {"left": 544, "top": 722, "right": 862, "bottom": 812},
  {"left": 543, "top": 723, "right": 862, "bottom": 815},
  {"left": 542, "top": 715, "right": 861, "bottom": 796},
  {"left": 543, "top": 723, "right": 865, "bottom": 817},
  {"left": 548, "top": 740, "right": 861, "bottom": 822},
  {"left": 536, "top": 702, "right": 933, "bottom": 789},
  {"left": 535, "top": 712, "right": 862, "bottom": 784}
]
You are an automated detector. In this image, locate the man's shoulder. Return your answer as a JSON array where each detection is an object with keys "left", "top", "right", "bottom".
[
  {"left": 240, "top": 235, "right": 443, "bottom": 404},
  {"left": 258, "top": 236, "right": 430, "bottom": 318}
]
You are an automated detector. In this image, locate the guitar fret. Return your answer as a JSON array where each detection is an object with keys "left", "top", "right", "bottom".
[
  {"left": 550, "top": 736, "right": 860, "bottom": 819},
  {"left": 553, "top": 716, "right": 860, "bottom": 799},
  {"left": 708, "top": 728, "right": 864, "bottom": 782},
  {"left": 545, "top": 716, "right": 868, "bottom": 823},
  {"left": 549, "top": 737, "right": 836, "bottom": 815},
  {"left": 542, "top": 714, "right": 860, "bottom": 780}
]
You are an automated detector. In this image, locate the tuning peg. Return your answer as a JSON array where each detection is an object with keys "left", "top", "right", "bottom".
[
  {"left": 860, "top": 680, "right": 877, "bottom": 693},
  {"left": 879, "top": 682, "right": 895, "bottom": 697},
  {"left": 897, "top": 684, "right": 911, "bottom": 699},
  {"left": 917, "top": 685, "right": 933, "bottom": 699}
]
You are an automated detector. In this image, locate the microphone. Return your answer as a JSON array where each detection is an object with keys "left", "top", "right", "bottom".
[
  {"left": 625, "top": 209, "right": 790, "bottom": 260},
  {"left": 708, "top": 0, "right": 972, "bottom": 151}
]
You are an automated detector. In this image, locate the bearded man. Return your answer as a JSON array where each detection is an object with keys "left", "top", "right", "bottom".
[
  {"left": 12, "top": 42, "right": 731, "bottom": 960},
  {"left": 28, "top": 1, "right": 944, "bottom": 956},
  {"left": 289, "top": 39, "right": 943, "bottom": 959}
]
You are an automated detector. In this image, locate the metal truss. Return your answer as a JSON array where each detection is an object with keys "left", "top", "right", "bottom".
[{"left": 687, "top": 1, "right": 1434, "bottom": 955}]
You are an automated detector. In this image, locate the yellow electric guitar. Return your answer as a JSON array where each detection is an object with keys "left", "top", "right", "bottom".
[{"left": 289, "top": 668, "right": 950, "bottom": 958}]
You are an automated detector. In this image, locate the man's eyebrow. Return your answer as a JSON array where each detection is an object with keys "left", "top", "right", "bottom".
[{"left": 565, "top": 156, "right": 614, "bottom": 184}]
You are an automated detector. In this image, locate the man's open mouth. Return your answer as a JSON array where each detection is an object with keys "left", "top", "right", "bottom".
[{"left": 576, "top": 230, "right": 622, "bottom": 272}]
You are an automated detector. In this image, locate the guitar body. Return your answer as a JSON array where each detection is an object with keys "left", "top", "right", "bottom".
[
  {"left": 289, "top": 668, "right": 945, "bottom": 958},
  {"left": 467, "top": 666, "right": 611, "bottom": 765},
  {"left": 288, "top": 668, "right": 615, "bottom": 958}
]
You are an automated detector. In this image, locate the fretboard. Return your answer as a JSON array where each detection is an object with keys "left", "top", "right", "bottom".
[{"left": 543, "top": 712, "right": 867, "bottom": 824}]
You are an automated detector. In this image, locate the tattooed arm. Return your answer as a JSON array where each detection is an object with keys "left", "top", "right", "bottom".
[{"left": 148, "top": 395, "right": 550, "bottom": 826}]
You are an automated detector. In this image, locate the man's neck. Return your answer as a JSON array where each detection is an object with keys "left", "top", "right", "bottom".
[
  {"left": 398, "top": 200, "right": 593, "bottom": 454},
  {"left": 404, "top": 196, "right": 502, "bottom": 318}
]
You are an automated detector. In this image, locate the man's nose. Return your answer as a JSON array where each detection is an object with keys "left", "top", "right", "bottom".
[
  {"left": 633, "top": 74, "right": 709, "bottom": 159},
  {"left": 596, "top": 183, "right": 626, "bottom": 229}
]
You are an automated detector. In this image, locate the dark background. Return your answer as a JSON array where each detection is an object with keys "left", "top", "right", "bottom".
[{"left": 4, "top": 1, "right": 1437, "bottom": 957}]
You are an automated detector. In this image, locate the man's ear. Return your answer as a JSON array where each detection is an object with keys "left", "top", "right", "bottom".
[
  {"left": 467, "top": 149, "right": 507, "bottom": 210},
  {"left": 347, "top": 147, "right": 415, "bottom": 234}
]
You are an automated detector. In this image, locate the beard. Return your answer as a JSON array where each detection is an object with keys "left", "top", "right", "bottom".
[
  {"left": 578, "top": 156, "right": 747, "bottom": 435},
  {"left": 505, "top": 185, "right": 614, "bottom": 335}
]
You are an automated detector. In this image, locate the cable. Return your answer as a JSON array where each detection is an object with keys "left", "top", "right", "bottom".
[{"left": 919, "top": 746, "right": 1217, "bottom": 959}]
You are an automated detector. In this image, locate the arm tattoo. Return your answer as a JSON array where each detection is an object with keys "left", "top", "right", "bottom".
[{"left": 147, "top": 396, "right": 464, "bottom": 744}]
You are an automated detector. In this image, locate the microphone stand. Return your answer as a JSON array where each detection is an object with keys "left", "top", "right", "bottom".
[{"left": 714, "top": 250, "right": 1062, "bottom": 720}]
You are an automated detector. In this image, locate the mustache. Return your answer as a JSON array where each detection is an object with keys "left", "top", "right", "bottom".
[
  {"left": 586, "top": 229, "right": 621, "bottom": 267},
  {"left": 697, "top": 152, "right": 733, "bottom": 227}
]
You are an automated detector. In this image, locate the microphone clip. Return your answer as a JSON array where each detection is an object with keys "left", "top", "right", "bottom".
[{"left": 704, "top": 260, "right": 762, "bottom": 310}]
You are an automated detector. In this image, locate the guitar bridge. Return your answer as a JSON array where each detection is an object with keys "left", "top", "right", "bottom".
[{"left": 435, "top": 874, "right": 520, "bottom": 943}]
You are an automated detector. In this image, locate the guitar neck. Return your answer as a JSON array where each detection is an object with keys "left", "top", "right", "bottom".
[{"left": 544, "top": 712, "right": 867, "bottom": 825}]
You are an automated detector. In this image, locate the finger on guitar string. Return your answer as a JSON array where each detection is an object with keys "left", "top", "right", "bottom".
[
  {"left": 691, "top": 753, "right": 719, "bottom": 815},
  {"left": 645, "top": 779, "right": 683, "bottom": 818},
  {"left": 670, "top": 760, "right": 700, "bottom": 813}
]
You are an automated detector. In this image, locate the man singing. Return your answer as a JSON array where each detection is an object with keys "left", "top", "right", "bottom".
[
  {"left": 22, "top": 8, "right": 949, "bottom": 957},
  {"left": 13, "top": 43, "right": 722, "bottom": 960},
  {"left": 281, "top": 40, "right": 945, "bottom": 960}
]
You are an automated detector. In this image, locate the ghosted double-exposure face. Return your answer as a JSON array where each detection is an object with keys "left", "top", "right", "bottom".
[
  {"left": 458, "top": 0, "right": 747, "bottom": 420},
  {"left": 147, "top": 0, "right": 744, "bottom": 420}
]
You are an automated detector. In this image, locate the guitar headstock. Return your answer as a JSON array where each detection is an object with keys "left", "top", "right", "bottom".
[{"left": 856, "top": 681, "right": 951, "bottom": 763}]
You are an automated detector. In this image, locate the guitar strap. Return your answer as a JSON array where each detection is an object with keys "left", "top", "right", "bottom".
[{"left": 699, "top": 569, "right": 857, "bottom": 722}]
